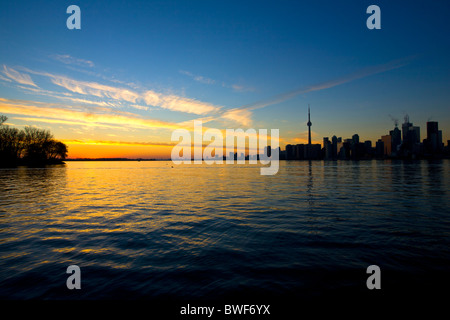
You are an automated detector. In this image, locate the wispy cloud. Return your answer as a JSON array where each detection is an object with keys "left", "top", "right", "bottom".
[
  {"left": 0, "top": 97, "right": 181, "bottom": 131},
  {"left": 60, "top": 97, "right": 113, "bottom": 107},
  {"left": 51, "top": 54, "right": 94, "bottom": 68},
  {"left": 239, "top": 57, "right": 413, "bottom": 112},
  {"left": 202, "top": 57, "right": 413, "bottom": 127},
  {"left": 2, "top": 65, "right": 38, "bottom": 87},
  {"left": 47, "top": 74, "right": 223, "bottom": 115},
  {"left": 179, "top": 70, "right": 216, "bottom": 85},
  {"left": 221, "top": 108, "right": 253, "bottom": 127},
  {"left": 230, "top": 84, "right": 256, "bottom": 93},
  {"left": 50, "top": 75, "right": 141, "bottom": 103},
  {"left": 14, "top": 84, "right": 126, "bottom": 109},
  {"left": 2, "top": 57, "right": 411, "bottom": 132},
  {"left": 16, "top": 67, "right": 222, "bottom": 116},
  {"left": 129, "top": 104, "right": 150, "bottom": 111},
  {"left": 143, "top": 90, "right": 221, "bottom": 115},
  {"left": 16, "top": 85, "right": 72, "bottom": 97},
  {"left": 12, "top": 117, "right": 122, "bottom": 129},
  {"left": 0, "top": 74, "right": 12, "bottom": 82},
  {"left": 180, "top": 69, "right": 255, "bottom": 93}
]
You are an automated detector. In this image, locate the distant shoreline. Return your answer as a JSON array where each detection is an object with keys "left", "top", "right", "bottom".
[
  {"left": 2, "top": 157, "right": 448, "bottom": 167},
  {"left": 0, "top": 159, "right": 66, "bottom": 167},
  {"left": 64, "top": 158, "right": 164, "bottom": 161},
  {"left": 64, "top": 157, "right": 449, "bottom": 162},
  {"left": 1, "top": 158, "right": 449, "bottom": 169}
]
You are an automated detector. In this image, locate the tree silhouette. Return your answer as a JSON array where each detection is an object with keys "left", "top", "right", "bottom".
[
  {"left": 46, "top": 140, "right": 68, "bottom": 160},
  {"left": 23, "top": 126, "right": 54, "bottom": 162},
  {"left": 0, "top": 115, "right": 68, "bottom": 166}
]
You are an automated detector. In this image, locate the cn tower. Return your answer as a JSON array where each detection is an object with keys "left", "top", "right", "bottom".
[{"left": 307, "top": 105, "right": 312, "bottom": 145}]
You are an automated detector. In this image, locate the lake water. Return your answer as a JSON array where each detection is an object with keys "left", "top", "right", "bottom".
[{"left": 0, "top": 160, "right": 449, "bottom": 307}]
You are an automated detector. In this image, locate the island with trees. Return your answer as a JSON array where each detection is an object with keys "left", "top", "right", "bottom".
[{"left": 0, "top": 115, "right": 68, "bottom": 167}]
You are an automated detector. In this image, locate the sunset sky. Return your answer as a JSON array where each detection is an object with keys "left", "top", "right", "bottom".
[{"left": 0, "top": 0, "right": 449, "bottom": 158}]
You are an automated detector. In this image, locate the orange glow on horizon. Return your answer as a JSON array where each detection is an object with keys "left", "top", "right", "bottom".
[{"left": 66, "top": 142, "right": 173, "bottom": 159}]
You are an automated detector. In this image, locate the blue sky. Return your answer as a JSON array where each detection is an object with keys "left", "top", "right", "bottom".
[{"left": 0, "top": 0, "right": 449, "bottom": 157}]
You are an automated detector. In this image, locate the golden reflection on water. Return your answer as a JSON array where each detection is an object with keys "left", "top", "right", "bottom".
[
  {"left": 1, "top": 161, "right": 273, "bottom": 271},
  {"left": 0, "top": 160, "right": 450, "bottom": 299},
  {"left": 1, "top": 160, "right": 449, "bottom": 278}
]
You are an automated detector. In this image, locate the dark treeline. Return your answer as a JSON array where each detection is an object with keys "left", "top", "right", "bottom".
[{"left": 0, "top": 115, "right": 68, "bottom": 166}]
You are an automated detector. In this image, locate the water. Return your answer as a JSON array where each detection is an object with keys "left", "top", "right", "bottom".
[{"left": 0, "top": 160, "right": 449, "bottom": 306}]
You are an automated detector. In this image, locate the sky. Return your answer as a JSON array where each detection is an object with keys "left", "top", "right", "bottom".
[{"left": 0, "top": 0, "right": 449, "bottom": 159}]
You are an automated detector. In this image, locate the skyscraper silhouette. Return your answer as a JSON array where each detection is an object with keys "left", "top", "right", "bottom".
[
  {"left": 425, "top": 121, "right": 442, "bottom": 154},
  {"left": 304, "top": 105, "right": 321, "bottom": 159},
  {"left": 307, "top": 105, "right": 312, "bottom": 146}
]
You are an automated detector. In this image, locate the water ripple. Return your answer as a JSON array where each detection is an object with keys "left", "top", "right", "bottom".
[{"left": 0, "top": 160, "right": 449, "bottom": 299}]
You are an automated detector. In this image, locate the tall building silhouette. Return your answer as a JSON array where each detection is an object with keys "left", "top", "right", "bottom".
[
  {"left": 285, "top": 112, "right": 447, "bottom": 160},
  {"left": 389, "top": 125, "right": 401, "bottom": 156},
  {"left": 402, "top": 114, "right": 412, "bottom": 143},
  {"left": 307, "top": 105, "right": 312, "bottom": 146},
  {"left": 401, "top": 115, "right": 420, "bottom": 156},
  {"left": 331, "top": 135, "right": 338, "bottom": 159},
  {"left": 285, "top": 144, "right": 294, "bottom": 160},
  {"left": 425, "top": 121, "right": 442, "bottom": 154},
  {"left": 304, "top": 106, "right": 321, "bottom": 159},
  {"left": 381, "top": 135, "right": 392, "bottom": 156},
  {"left": 323, "top": 137, "right": 332, "bottom": 160}
]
